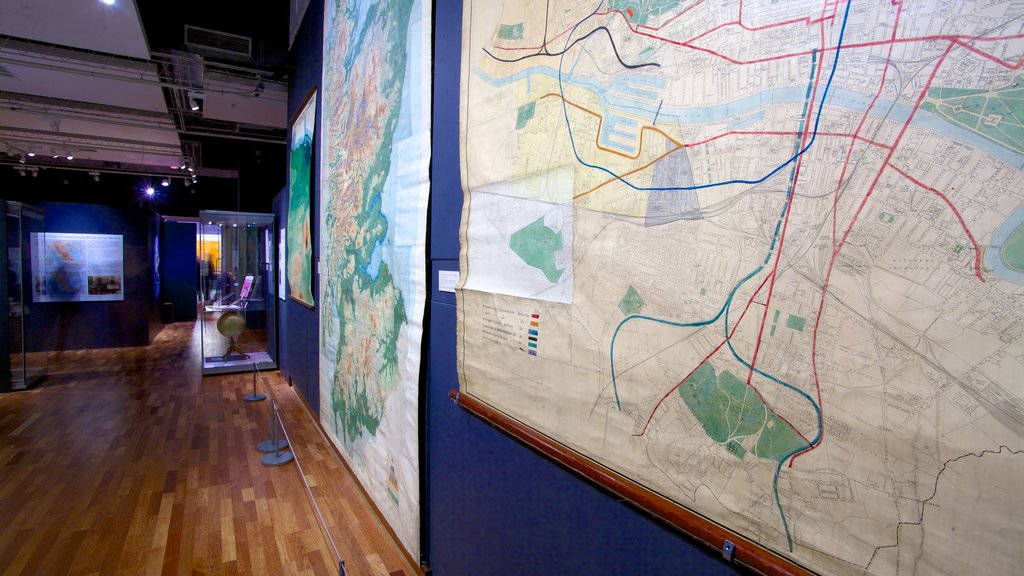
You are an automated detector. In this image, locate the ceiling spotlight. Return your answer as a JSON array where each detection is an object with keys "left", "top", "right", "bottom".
[
  {"left": 145, "top": 186, "right": 155, "bottom": 195},
  {"left": 161, "top": 178, "right": 170, "bottom": 187},
  {"left": 187, "top": 91, "right": 205, "bottom": 112},
  {"left": 66, "top": 154, "right": 74, "bottom": 160},
  {"left": 18, "top": 156, "right": 26, "bottom": 164},
  {"left": 100, "top": 0, "right": 115, "bottom": 5},
  {"left": 26, "top": 152, "right": 35, "bottom": 157},
  {"left": 52, "top": 153, "right": 59, "bottom": 159},
  {"left": 187, "top": 166, "right": 194, "bottom": 172},
  {"left": 18, "top": 169, "right": 25, "bottom": 177},
  {"left": 180, "top": 163, "right": 187, "bottom": 170},
  {"left": 31, "top": 170, "right": 37, "bottom": 178},
  {"left": 184, "top": 178, "right": 191, "bottom": 187},
  {"left": 89, "top": 171, "right": 100, "bottom": 182}
]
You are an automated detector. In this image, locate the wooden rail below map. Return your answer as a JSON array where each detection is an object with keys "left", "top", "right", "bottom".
[{"left": 450, "top": 389, "right": 815, "bottom": 576}]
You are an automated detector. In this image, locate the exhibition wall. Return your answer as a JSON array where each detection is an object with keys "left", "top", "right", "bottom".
[
  {"left": 276, "top": 0, "right": 324, "bottom": 411},
  {"left": 282, "top": 1, "right": 735, "bottom": 573},
  {"left": 160, "top": 220, "right": 198, "bottom": 324},
  {"left": 26, "top": 202, "right": 158, "bottom": 352},
  {"left": 0, "top": 203, "right": 9, "bottom": 391}
]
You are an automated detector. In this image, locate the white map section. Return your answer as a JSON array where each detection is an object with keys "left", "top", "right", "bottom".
[{"left": 458, "top": 1, "right": 1024, "bottom": 575}]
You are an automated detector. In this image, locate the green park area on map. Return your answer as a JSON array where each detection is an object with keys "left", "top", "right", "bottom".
[
  {"left": 509, "top": 217, "right": 564, "bottom": 283},
  {"left": 677, "top": 363, "right": 808, "bottom": 462}
]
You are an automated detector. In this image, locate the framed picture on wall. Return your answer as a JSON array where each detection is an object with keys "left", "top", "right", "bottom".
[{"left": 287, "top": 86, "right": 317, "bottom": 308}]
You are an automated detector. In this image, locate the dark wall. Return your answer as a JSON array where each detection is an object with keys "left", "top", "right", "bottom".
[
  {"left": 28, "top": 202, "right": 156, "bottom": 351},
  {"left": 161, "top": 220, "right": 198, "bottom": 323},
  {"left": 1, "top": 202, "right": 9, "bottom": 392},
  {"left": 281, "top": 1, "right": 741, "bottom": 573},
  {"left": 279, "top": 2, "right": 324, "bottom": 410},
  {"left": 423, "top": 2, "right": 736, "bottom": 574}
]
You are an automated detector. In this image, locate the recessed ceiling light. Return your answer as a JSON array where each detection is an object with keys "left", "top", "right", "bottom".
[
  {"left": 145, "top": 186, "right": 155, "bottom": 195},
  {"left": 100, "top": 0, "right": 115, "bottom": 5}
]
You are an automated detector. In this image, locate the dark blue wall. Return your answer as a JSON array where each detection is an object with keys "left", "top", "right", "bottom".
[
  {"left": 24, "top": 202, "right": 156, "bottom": 352},
  {"left": 284, "top": 1, "right": 741, "bottom": 573},
  {"left": 1, "top": 202, "right": 9, "bottom": 391},
  {"left": 160, "top": 220, "right": 198, "bottom": 323},
  {"left": 423, "top": 2, "right": 735, "bottom": 574},
  {"left": 279, "top": 2, "right": 324, "bottom": 411}
]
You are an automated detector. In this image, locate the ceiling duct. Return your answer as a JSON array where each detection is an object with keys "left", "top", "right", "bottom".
[{"left": 184, "top": 25, "right": 252, "bottom": 61}]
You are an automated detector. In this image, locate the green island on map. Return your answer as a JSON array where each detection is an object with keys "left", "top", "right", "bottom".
[
  {"left": 1000, "top": 224, "right": 1024, "bottom": 272},
  {"left": 509, "top": 217, "right": 564, "bottom": 283}
]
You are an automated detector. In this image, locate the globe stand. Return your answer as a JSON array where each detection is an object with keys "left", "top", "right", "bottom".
[
  {"left": 219, "top": 337, "right": 250, "bottom": 362},
  {"left": 215, "top": 311, "right": 249, "bottom": 362}
]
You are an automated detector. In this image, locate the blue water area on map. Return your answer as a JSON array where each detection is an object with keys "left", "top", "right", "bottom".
[
  {"left": 728, "top": 110, "right": 765, "bottom": 130},
  {"left": 984, "top": 203, "right": 1024, "bottom": 284},
  {"left": 475, "top": 66, "right": 1024, "bottom": 169},
  {"left": 646, "top": 146, "right": 700, "bottom": 225},
  {"left": 609, "top": 74, "right": 664, "bottom": 101},
  {"left": 598, "top": 114, "right": 638, "bottom": 153}
]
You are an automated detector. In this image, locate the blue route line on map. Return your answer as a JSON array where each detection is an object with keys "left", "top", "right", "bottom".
[
  {"left": 599, "top": 0, "right": 854, "bottom": 552},
  {"left": 557, "top": 1, "right": 848, "bottom": 193}
]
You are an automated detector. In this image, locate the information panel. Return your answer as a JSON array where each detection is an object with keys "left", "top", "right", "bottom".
[{"left": 31, "top": 232, "right": 124, "bottom": 302}]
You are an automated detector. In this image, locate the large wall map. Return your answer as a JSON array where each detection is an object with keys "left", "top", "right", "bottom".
[
  {"left": 319, "top": 0, "right": 431, "bottom": 557},
  {"left": 457, "top": 1, "right": 1024, "bottom": 574}
]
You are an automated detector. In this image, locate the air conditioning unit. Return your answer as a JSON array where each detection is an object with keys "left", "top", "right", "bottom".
[{"left": 184, "top": 25, "right": 252, "bottom": 60}]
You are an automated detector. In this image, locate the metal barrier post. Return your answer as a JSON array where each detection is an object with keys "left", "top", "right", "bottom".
[{"left": 243, "top": 362, "right": 267, "bottom": 402}]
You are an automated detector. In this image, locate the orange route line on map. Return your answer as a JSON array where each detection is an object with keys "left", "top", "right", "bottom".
[
  {"left": 538, "top": 92, "right": 683, "bottom": 158},
  {"left": 573, "top": 144, "right": 684, "bottom": 201}
]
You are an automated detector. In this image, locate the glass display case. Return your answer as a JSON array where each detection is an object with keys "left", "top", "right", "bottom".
[
  {"left": 6, "top": 201, "right": 47, "bottom": 389},
  {"left": 198, "top": 210, "right": 277, "bottom": 375}
]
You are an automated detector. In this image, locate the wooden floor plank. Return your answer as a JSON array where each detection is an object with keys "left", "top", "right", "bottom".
[{"left": 0, "top": 322, "right": 418, "bottom": 575}]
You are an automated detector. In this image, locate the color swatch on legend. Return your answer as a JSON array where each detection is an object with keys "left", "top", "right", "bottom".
[{"left": 527, "top": 313, "right": 539, "bottom": 356}]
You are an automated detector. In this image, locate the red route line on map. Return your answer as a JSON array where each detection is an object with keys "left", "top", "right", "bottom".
[
  {"left": 490, "top": 2, "right": 1024, "bottom": 71},
  {"left": 635, "top": 274, "right": 813, "bottom": 448},
  {"left": 887, "top": 163, "right": 986, "bottom": 283},
  {"left": 790, "top": 40, "right": 958, "bottom": 467},
  {"left": 743, "top": 2, "right": 831, "bottom": 394}
]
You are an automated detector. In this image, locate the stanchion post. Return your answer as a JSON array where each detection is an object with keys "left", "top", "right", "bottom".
[
  {"left": 243, "top": 362, "right": 266, "bottom": 402},
  {"left": 257, "top": 397, "right": 288, "bottom": 453},
  {"left": 261, "top": 400, "right": 294, "bottom": 467}
]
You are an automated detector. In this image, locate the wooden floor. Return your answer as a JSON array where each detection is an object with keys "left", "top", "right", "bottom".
[{"left": 0, "top": 323, "right": 417, "bottom": 576}]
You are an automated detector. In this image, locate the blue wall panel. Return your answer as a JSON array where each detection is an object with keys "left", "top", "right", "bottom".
[
  {"left": 27, "top": 202, "right": 155, "bottom": 351},
  {"left": 161, "top": 220, "right": 198, "bottom": 323},
  {"left": 423, "top": 1, "right": 736, "bottom": 574},
  {"left": 281, "top": 2, "right": 325, "bottom": 412}
]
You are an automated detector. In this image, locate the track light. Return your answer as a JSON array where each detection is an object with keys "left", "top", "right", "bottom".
[
  {"left": 89, "top": 171, "right": 100, "bottom": 182},
  {"left": 145, "top": 186, "right": 155, "bottom": 195},
  {"left": 18, "top": 156, "right": 25, "bottom": 164},
  {"left": 18, "top": 169, "right": 25, "bottom": 177},
  {"left": 66, "top": 154, "right": 74, "bottom": 160},
  {"left": 31, "top": 170, "right": 37, "bottom": 177},
  {"left": 27, "top": 152, "right": 35, "bottom": 157},
  {"left": 161, "top": 178, "right": 170, "bottom": 187},
  {"left": 187, "top": 91, "right": 205, "bottom": 112}
]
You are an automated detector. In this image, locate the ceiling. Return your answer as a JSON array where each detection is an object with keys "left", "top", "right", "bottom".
[{"left": 0, "top": 0, "right": 292, "bottom": 213}]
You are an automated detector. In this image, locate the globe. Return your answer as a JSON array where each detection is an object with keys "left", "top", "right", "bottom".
[
  {"left": 216, "top": 311, "right": 247, "bottom": 339},
  {"left": 216, "top": 311, "right": 248, "bottom": 359}
]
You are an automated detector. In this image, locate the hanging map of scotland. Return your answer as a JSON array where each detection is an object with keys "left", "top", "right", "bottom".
[{"left": 319, "top": 0, "right": 431, "bottom": 558}]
